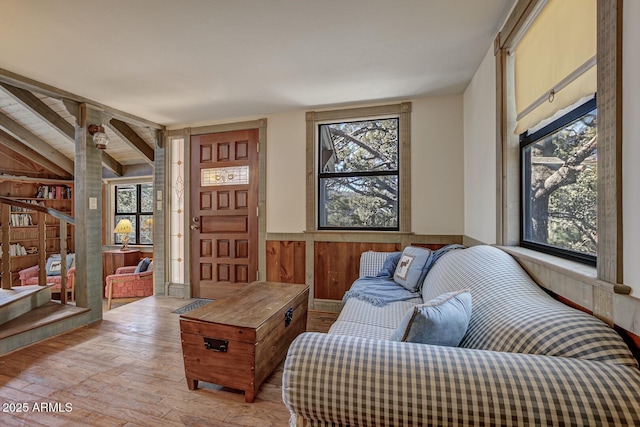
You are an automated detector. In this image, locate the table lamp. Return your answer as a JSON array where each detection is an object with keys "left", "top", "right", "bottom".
[{"left": 113, "top": 219, "right": 134, "bottom": 251}]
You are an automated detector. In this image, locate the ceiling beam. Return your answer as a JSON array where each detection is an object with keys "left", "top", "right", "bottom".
[
  {"left": 108, "top": 118, "right": 155, "bottom": 164},
  {"left": 101, "top": 151, "right": 124, "bottom": 176},
  {"left": 0, "top": 174, "right": 73, "bottom": 185},
  {"left": 0, "top": 83, "right": 124, "bottom": 176},
  {"left": 0, "top": 67, "right": 165, "bottom": 131},
  {"left": 0, "top": 83, "right": 75, "bottom": 140},
  {"left": 0, "top": 111, "right": 75, "bottom": 176},
  {"left": 0, "top": 128, "right": 72, "bottom": 178},
  {"left": 62, "top": 99, "right": 79, "bottom": 120}
]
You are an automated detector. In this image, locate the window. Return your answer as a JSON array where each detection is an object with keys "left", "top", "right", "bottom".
[
  {"left": 114, "top": 183, "right": 153, "bottom": 245},
  {"left": 306, "top": 103, "right": 411, "bottom": 232},
  {"left": 520, "top": 98, "right": 597, "bottom": 265},
  {"left": 317, "top": 118, "right": 399, "bottom": 230}
]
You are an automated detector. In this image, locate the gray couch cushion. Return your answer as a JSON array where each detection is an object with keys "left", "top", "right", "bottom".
[
  {"left": 422, "top": 245, "right": 637, "bottom": 367},
  {"left": 329, "top": 298, "right": 421, "bottom": 340},
  {"left": 359, "top": 251, "right": 393, "bottom": 277}
]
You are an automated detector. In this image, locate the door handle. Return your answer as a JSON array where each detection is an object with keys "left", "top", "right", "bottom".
[
  {"left": 190, "top": 224, "right": 199, "bottom": 230},
  {"left": 191, "top": 216, "right": 199, "bottom": 230}
]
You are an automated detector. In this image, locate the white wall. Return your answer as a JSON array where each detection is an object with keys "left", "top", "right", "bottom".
[
  {"left": 265, "top": 110, "right": 307, "bottom": 233},
  {"left": 623, "top": 1, "right": 640, "bottom": 295},
  {"left": 410, "top": 95, "right": 464, "bottom": 234},
  {"left": 263, "top": 96, "right": 465, "bottom": 234},
  {"left": 463, "top": 46, "right": 497, "bottom": 244}
]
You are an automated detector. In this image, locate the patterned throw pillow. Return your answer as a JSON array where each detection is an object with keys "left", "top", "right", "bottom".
[
  {"left": 393, "top": 246, "right": 432, "bottom": 292},
  {"left": 390, "top": 289, "right": 472, "bottom": 346},
  {"left": 45, "top": 253, "right": 75, "bottom": 276},
  {"left": 45, "top": 255, "right": 62, "bottom": 276}
]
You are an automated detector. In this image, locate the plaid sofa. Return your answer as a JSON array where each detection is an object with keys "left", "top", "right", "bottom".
[{"left": 282, "top": 245, "right": 640, "bottom": 426}]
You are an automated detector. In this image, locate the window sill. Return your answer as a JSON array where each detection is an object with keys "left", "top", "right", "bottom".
[
  {"left": 102, "top": 245, "right": 153, "bottom": 251},
  {"left": 499, "top": 246, "right": 631, "bottom": 295},
  {"left": 303, "top": 230, "right": 414, "bottom": 243},
  {"left": 305, "top": 230, "right": 413, "bottom": 235}
]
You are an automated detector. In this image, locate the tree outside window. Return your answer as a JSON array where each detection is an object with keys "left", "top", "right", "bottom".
[
  {"left": 318, "top": 118, "right": 399, "bottom": 230},
  {"left": 521, "top": 98, "right": 597, "bottom": 264},
  {"left": 115, "top": 183, "right": 153, "bottom": 245}
]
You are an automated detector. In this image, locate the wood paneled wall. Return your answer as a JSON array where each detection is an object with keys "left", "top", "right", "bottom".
[
  {"left": 314, "top": 242, "right": 400, "bottom": 300},
  {"left": 139, "top": 249, "right": 153, "bottom": 260},
  {"left": 266, "top": 241, "right": 305, "bottom": 284},
  {"left": 266, "top": 239, "right": 452, "bottom": 302},
  {"left": 314, "top": 242, "right": 450, "bottom": 300}
]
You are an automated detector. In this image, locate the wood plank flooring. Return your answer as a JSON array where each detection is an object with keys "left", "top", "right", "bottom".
[{"left": 0, "top": 296, "right": 339, "bottom": 426}]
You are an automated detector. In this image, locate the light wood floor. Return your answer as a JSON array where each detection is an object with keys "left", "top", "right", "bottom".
[{"left": 0, "top": 296, "right": 339, "bottom": 426}]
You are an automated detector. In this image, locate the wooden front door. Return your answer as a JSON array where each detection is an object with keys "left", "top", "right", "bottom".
[{"left": 190, "top": 129, "right": 259, "bottom": 299}]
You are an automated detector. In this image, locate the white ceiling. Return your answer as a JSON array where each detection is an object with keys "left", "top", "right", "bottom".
[{"left": 0, "top": 0, "right": 514, "bottom": 127}]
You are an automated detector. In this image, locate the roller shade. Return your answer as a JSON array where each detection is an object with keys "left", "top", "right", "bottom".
[{"left": 514, "top": 0, "right": 596, "bottom": 134}]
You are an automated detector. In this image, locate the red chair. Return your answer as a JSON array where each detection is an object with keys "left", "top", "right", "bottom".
[
  {"left": 18, "top": 265, "right": 76, "bottom": 301},
  {"left": 104, "top": 266, "right": 153, "bottom": 310}
]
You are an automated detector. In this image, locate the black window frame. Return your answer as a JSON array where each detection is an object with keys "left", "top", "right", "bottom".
[
  {"left": 317, "top": 117, "right": 400, "bottom": 231},
  {"left": 114, "top": 183, "right": 154, "bottom": 246},
  {"left": 519, "top": 97, "right": 597, "bottom": 266}
]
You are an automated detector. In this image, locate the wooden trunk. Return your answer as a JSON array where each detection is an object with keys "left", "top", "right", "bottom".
[{"left": 179, "top": 281, "right": 309, "bottom": 402}]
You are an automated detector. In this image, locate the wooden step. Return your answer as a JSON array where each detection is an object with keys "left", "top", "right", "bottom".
[
  {"left": 0, "top": 285, "right": 52, "bottom": 326},
  {"left": 0, "top": 301, "right": 91, "bottom": 355}
]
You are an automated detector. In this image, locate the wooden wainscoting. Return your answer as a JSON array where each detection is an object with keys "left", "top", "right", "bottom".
[
  {"left": 314, "top": 241, "right": 400, "bottom": 300},
  {"left": 266, "top": 240, "right": 306, "bottom": 284},
  {"left": 266, "top": 235, "right": 461, "bottom": 310},
  {"left": 314, "top": 242, "right": 451, "bottom": 301}
]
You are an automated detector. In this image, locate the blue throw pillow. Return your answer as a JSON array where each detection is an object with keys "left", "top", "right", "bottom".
[
  {"left": 393, "top": 246, "right": 432, "bottom": 292},
  {"left": 389, "top": 289, "right": 472, "bottom": 346},
  {"left": 45, "top": 255, "right": 62, "bottom": 276},
  {"left": 134, "top": 257, "right": 151, "bottom": 273},
  {"left": 45, "top": 254, "right": 75, "bottom": 276},
  {"left": 377, "top": 252, "right": 402, "bottom": 278}
]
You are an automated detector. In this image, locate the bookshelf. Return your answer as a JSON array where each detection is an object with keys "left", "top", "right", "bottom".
[{"left": 0, "top": 179, "right": 74, "bottom": 287}]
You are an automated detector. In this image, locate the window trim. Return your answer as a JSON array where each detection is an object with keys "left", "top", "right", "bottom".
[
  {"left": 306, "top": 102, "right": 412, "bottom": 233},
  {"left": 114, "top": 183, "right": 154, "bottom": 246}
]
